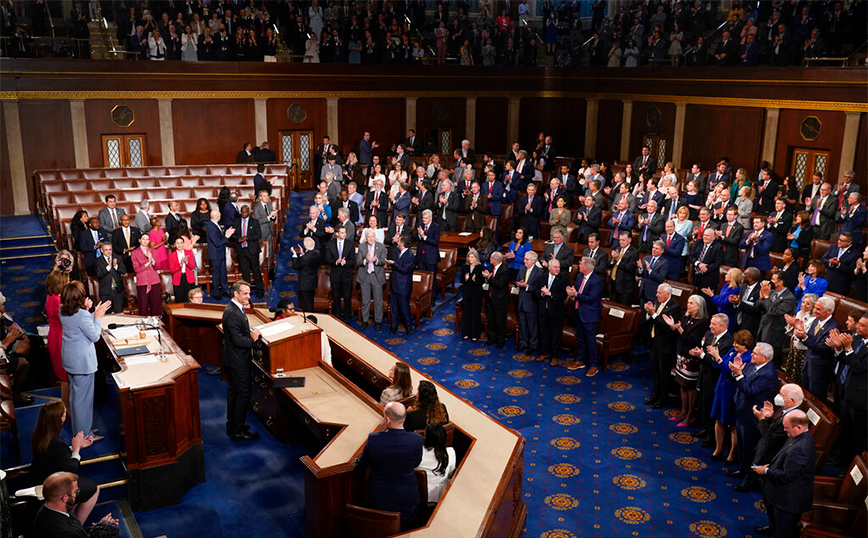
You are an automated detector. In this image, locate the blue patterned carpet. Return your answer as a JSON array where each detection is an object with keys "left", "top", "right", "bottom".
[{"left": 1, "top": 204, "right": 770, "bottom": 538}]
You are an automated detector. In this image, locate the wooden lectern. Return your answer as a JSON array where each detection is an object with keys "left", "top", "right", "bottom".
[{"left": 250, "top": 317, "right": 323, "bottom": 375}]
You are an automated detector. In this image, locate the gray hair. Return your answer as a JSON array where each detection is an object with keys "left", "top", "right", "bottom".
[
  {"left": 229, "top": 192, "right": 239, "bottom": 202},
  {"left": 303, "top": 237, "right": 316, "bottom": 250},
  {"left": 801, "top": 293, "right": 819, "bottom": 305},
  {"left": 526, "top": 251, "right": 539, "bottom": 262},
  {"left": 711, "top": 313, "right": 729, "bottom": 327},
  {"left": 652, "top": 240, "right": 665, "bottom": 250},
  {"left": 139, "top": 199, "right": 150, "bottom": 209},
  {"left": 754, "top": 342, "right": 774, "bottom": 361},
  {"left": 658, "top": 283, "right": 672, "bottom": 295},
  {"left": 780, "top": 383, "right": 805, "bottom": 406},
  {"left": 422, "top": 209, "right": 433, "bottom": 218},
  {"left": 490, "top": 251, "right": 504, "bottom": 264},
  {"left": 688, "top": 294, "right": 709, "bottom": 320},
  {"left": 580, "top": 257, "right": 595, "bottom": 271},
  {"left": 816, "top": 296, "right": 836, "bottom": 312},
  {"left": 337, "top": 208, "right": 349, "bottom": 218}
]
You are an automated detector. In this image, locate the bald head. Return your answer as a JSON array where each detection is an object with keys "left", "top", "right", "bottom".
[{"left": 384, "top": 401, "right": 407, "bottom": 428}]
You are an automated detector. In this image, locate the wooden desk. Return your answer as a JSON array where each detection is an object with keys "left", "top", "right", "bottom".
[
  {"left": 100, "top": 314, "right": 204, "bottom": 511},
  {"left": 439, "top": 231, "right": 479, "bottom": 250},
  {"left": 295, "top": 315, "right": 526, "bottom": 538}
]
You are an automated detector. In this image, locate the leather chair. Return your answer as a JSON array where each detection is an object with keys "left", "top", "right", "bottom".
[
  {"left": 800, "top": 454, "right": 868, "bottom": 538},
  {"left": 435, "top": 248, "right": 457, "bottom": 300},
  {"left": 562, "top": 300, "right": 641, "bottom": 370},
  {"left": 0, "top": 397, "right": 20, "bottom": 460},
  {"left": 832, "top": 295, "right": 868, "bottom": 330},
  {"left": 664, "top": 280, "right": 698, "bottom": 313},
  {"left": 86, "top": 179, "right": 113, "bottom": 192},
  {"left": 123, "top": 273, "right": 138, "bottom": 314},
  {"left": 811, "top": 239, "right": 835, "bottom": 261},
  {"left": 313, "top": 266, "right": 333, "bottom": 313},
  {"left": 409, "top": 271, "right": 435, "bottom": 327},
  {"left": 343, "top": 505, "right": 401, "bottom": 538}
]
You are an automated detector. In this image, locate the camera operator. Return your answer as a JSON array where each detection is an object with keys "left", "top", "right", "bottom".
[
  {"left": 54, "top": 250, "right": 82, "bottom": 282},
  {"left": 0, "top": 293, "right": 34, "bottom": 404}
]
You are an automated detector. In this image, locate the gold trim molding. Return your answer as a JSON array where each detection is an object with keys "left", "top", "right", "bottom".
[{"left": 0, "top": 90, "right": 865, "bottom": 113}]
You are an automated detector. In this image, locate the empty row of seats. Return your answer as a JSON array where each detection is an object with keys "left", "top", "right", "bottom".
[{"left": 35, "top": 164, "right": 289, "bottom": 182}]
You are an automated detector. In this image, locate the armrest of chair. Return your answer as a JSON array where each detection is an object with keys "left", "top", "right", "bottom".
[
  {"left": 813, "top": 476, "right": 844, "bottom": 502},
  {"left": 805, "top": 501, "right": 861, "bottom": 528}
]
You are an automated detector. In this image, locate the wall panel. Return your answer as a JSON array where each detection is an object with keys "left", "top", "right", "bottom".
[
  {"left": 337, "top": 98, "right": 404, "bottom": 164},
  {"left": 19, "top": 100, "right": 75, "bottom": 208},
  {"left": 629, "top": 101, "right": 676, "bottom": 166},
  {"left": 682, "top": 105, "right": 764, "bottom": 174},
  {"left": 595, "top": 99, "right": 623, "bottom": 164},
  {"left": 475, "top": 97, "right": 509, "bottom": 156},
  {"left": 518, "top": 98, "right": 586, "bottom": 159},
  {"left": 775, "top": 109, "right": 845, "bottom": 184},
  {"left": 854, "top": 113, "right": 867, "bottom": 190},
  {"left": 0, "top": 105, "right": 11, "bottom": 215},
  {"left": 85, "top": 99, "right": 162, "bottom": 167},
  {"left": 415, "top": 97, "right": 466, "bottom": 159},
  {"left": 172, "top": 100, "right": 255, "bottom": 165},
  {"left": 266, "top": 98, "right": 328, "bottom": 161}
]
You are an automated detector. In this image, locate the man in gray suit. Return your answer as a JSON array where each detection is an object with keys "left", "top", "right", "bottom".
[
  {"left": 134, "top": 199, "right": 152, "bottom": 233},
  {"left": 98, "top": 194, "right": 125, "bottom": 240},
  {"left": 757, "top": 270, "right": 797, "bottom": 365},
  {"left": 356, "top": 229, "right": 388, "bottom": 331},
  {"left": 252, "top": 190, "right": 278, "bottom": 246}
]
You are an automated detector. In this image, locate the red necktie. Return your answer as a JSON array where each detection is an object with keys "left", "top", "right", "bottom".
[
  {"left": 666, "top": 234, "right": 671, "bottom": 246},
  {"left": 373, "top": 192, "right": 379, "bottom": 214}
]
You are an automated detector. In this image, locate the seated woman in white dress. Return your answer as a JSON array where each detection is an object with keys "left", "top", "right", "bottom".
[{"left": 416, "top": 423, "right": 457, "bottom": 504}]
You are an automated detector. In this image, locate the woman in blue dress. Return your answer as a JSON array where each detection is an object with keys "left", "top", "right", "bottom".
[
  {"left": 707, "top": 330, "right": 754, "bottom": 463},
  {"left": 700, "top": 267, "right": 742, "bottom": 332},
  {"left": 794, "top": 258, "right": 828, "bottom": 310},
  {"left": 544, "top": 13, "right": 558, "bottom": 55},
  {"left": 504, "top": 227, "right": 532, "bottom": 282}
]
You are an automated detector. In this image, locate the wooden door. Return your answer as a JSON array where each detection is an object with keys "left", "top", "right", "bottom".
[
  {"left": 789, "top": 148, "right": 830, "bottom": 189},
  {"left": 102, "top": 134, "right": 146, "bottom": 168},
  {"left": 279, "top": 130, "right": 315, "bottom": 190}
]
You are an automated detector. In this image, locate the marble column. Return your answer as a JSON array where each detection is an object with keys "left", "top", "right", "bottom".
[
  {"left": 584, "top": 98, "right": 599, "bottom": 158},
  {"left": 507, "top": 97, "right": 520, "bottom": 149},
  {"left": 672, "top": 103, "right": 687, "bottom": 169},
  {"left": 3, "top": 102, "right": 29, "bottom": 214},
  {"left": 620, "top": 100, "right": 633, "bottom": 161},
  {"left": 761, "top": 108, "right": 780, "bottom": 168},
  {"left": 69, "top": 99, "right": 89, "bottom": 168},
  {"left": 158, "top": 99, "right": 175, "bottom": 166},
  {"left": 466, "top": 97, "right": 477, "bottom": 147},
  {"left": 839, "top": 112, "right": 862, "bottom": 176},
  {"left": 405, "top": 97, "right": 417, "bottom": 133},
  {"left": 326, "top": 98, "right": 339, "bottom": 145},
  {"left": 254, "top": 98, "right": 268, "bottom": 149}
]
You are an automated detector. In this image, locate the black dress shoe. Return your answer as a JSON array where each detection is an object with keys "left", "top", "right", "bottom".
[
  {"left": 726, "top": 469, "right": 745, "bottom": 479},
  {"left": 700, "top": 439, "right": 715, "bottom": 448},
  {"left": 406, "top": 326, "right": 414, "bottom": 335},
  {"left": 485, "top": 340, "right": 497, "bottom": 346},
  {"left": 753, "top": 525, "right": 772, "bottom": 536},
  {"left": 390, "top": 327, "right": 397, "bottom": 334},
  {"left": 14, "top": 395, "right": 35, "bottom": 405},
  {"left": 375, "top": 322, "right": 382, "bottom": 331},
  {"left": 515, "top": 346, "right": 526, "bottom": 352},
  {"left": 651, "top": 401, "right": 665, "bottom": 409},
  {"left": 733, "top": 483, "right": 754, "bottom": 493},
  {"left": 696, "top": 429, "right": 709, "bottom": 438},
  {"left": 644, "top": 397, "right": 657, "bottom": 405},
  {"left": 231, "top": 431, "right": 260, "bottom": 442}
]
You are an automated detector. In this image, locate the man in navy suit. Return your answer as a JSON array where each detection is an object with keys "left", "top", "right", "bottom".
[
  {"left": 707, "top": 161, "right": 730, "bottom": 192},
  {"left": 516, "top": 252, "right": 544, "bottom": 355},
  {"left": 753, "top": 410, "right": 815, "bottom": 538},
  {"left": 222, "top": 281, "right": 261, "bottom": 441},
  {"left": 643, "top": 282, "right": 682, "bottom": 408},
  {"left": 829, "top": 313, "right": 868, "bottom": 467},
  {"left": 481, "top": 170, "right": 504, "bottom": 217},
  {"left": 355, "top": 402, "right": 423, "bottom": 529},
  {"left": 767, "top": 198, "right": 794, "bottom": 253},
  {"left": 33, "top": 472, "right": 119, "bottom": 538},
  {"left": 740, "top": 216, "right": 773, "bottom": 271},
  {"left": 206, "top": 210, "right": 235, "bottom": 300},
  {"left": 575, "top": 195, "right": 602, "bottom": 245},
  {"left": 637, "top": 241, "right": 669, "bottom": 304},
  {"left": 300, "top": 205, "right": 330, "bottom": 256},
  {"left": 607, "top": 197, "right": 635, "bottom": 247},
  {"left": 222, "top": 192, "right": 240, "bottom": 228},
  {"left": 661, "top": 220, "right": 686, "bottom": 281},
  {"left": 79, "top": 216, "right": 107, "bottom": 275},
  {"left": 822, "top": 232, "right": 860, "bottom": 294},
  {"left": 537, "top": 258, "right": 569, "bottom": 367},
  {"left": 325, "top": 226, "right": 355, "bottom": 321},
  {"left": 414, "top": 210, "right": 440, "bottom": 272},
  {"left": 639, "top": 179, "right": 665, "bottom": 211},
  {"left": 514, "top": 151, "right": 534, "bottom": 191},
  {"left": 633, "top": 145, "right": 658, "bottom": 177},
  {"left": 637, "top": 201, "right": 666, "bottom": 253},
  {"left": 387, "top": 235, "right": 416, "bottom": 335},
  {"left": 690, "top": 228, "right": 723, "bottom": 291},
  {"left": 391, "top": 183, "right": 412, "bottom": 225},
  {"left": 485, "top": 252, "right": 511, "bottom": 349},
  {"left": 501, "top": 161, "right": 520, "bottom": 204},
  {"left": 838, "top": 192, "right": 866, "bottom": 247},
  {"left": 732, "top": 268, "right": 762, "bottom": 335},
  {"left": 796, "top": 296, "right": 840, "bottom": 404},
  {"left": 517, "top": 183, "right": 545, "bottom": 239},
  {"left": 566, "top": 257, "right": 603, "bottom": 376},
  {"left": 728, "top": 342, "right": 779, "bottom": 485}
]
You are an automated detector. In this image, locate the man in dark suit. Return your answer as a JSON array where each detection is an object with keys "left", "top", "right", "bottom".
[
  {"left": 838, "top": 192, "right": 866, "bottom": 248},
  {"left": 300, "top": 205, "right": 330, "bottom": 256},
  {"left": 255, "top": 141, "right": 276, "bottom": 163},
  {"left": 822, "top": 232, "right": 860, "bottom": 294},
  {"left": 644, "top": 282, "right": 682, "bottom": 408},
  {"left": 414, "top": 210, "right": 440, "bottom": 272},
  {"left": 660, "top": 220, "right": 686, "bottom": 281},
  {"left": 236, "top": 142, "right": 255, "bottom": 163},
  {"left": 557, "top": 164, "right": 580, "bottom": 206},
  {"left": 355, "top": 402, "right": 423, "bottom": 529},
  {"left": 633, "top": 145, "right": 658, "bottom": 177},
  {"left": 394, "top": 144, "right": 411, "bottom": 172},
  {"left": 405, "top": 129, "right": 421, "bottom": 157},
  {"left": 458, "top": 139, "right": 476, "bottom": 165},
  {"left": 582, "top": 233, "right": 609, "bottom": 281},
  {"left": 707, "top": 162, "right": 731, "bottom": 192},
  {"left": 231, "top": 205, "right": 264, "bottom": 298},
  {"left": 661, "top": 187, "right": 687, "bottom": 222},
  {"left": 514, "top": 151, "right": 534, "bottom": 191},
  {"left": 610, "top": 231, "right": 639, "bottom": 306},
  {"left": 516, "top": 252, "right": 544, "bottom": 354},
  {"left": 692, "top": 314, "right": 734, "bottom": 446},
  {"left": 412, "top": 178, "right": 436, "bottom": 220},
  {"left": 639, "top": 180, "right": 665, "bottom": 211},
  {"left": 753, "top": 411, "right": 815, "bottom": 538},
  {"left": 501, "top": 161, "right": 521, "bottom": 204},
  {"left": 33, "top": 471, "right": 119, "bottom": 538},
  {"left": 740, "top": 217, "right": 774, "bottom": 272},
  {"left": 365, "top": 179, "right": 390, "bottom": 222},
  {"left": 539, "top": 135, "right": 557, "bottom": 172},
  {"left": 505, "top": 141, "right": 521, "bottom": 163},
  {"left": 732, "top": 267, "right": 762, "bottom": 335},
  {"left": 834, "top": 170, "right": 860, "bottom": 210},
  {"left": 385, "top": 212, "right": 410, "bottom": 262},
  {"left": 517, "top": 183, "right": 545, "bottom": 239},
  {"left": 315, "top": 135, "right": 336, "bottom": 181},
  {"left": 164, "top": 201, "right": 183, "bottom": 239},
  {"left": 690, "top": 228, "right": 724, "bottom": 292},
  {"left": 797, "top": 296, "right": 840, "bottom": 403},
  {"left": 109, "top": 214, "right": 140, "bottom": 273},
  {"left": 713, "top": 31, "right": 738, "bottom": 65},
  {"left": 436, "top": 180, "right": 460, "bottom": 232},
  {"left": 95, "top": 243, "right": 125, "bottom": 313},
  {"left": 206, "top": 209, "right": 235, "bottom": 300},
  {"left": 387, "top": 235, "right": 416, "bottom": 335},
  {"left": 809, "top": 182, "right": 837, "bottom": 240},
  {"left": 392, "top": 183, "right": 412, "bottom": 225},
  {"left": 463, "top": 182, "right": 488, "bottom": 234},
  {"left": 481, "top": 170, "right": 504, "bottom": 217},
  {"left": 757, "top": 272, "right": 797, "bottom": 363},
  {"left": 325, "top": 226, "right": 355, "bottom": 321},
  {"left": 801, "top": 172, "right": 823, "bottom": 207},
  {"left": 484, "top": 252, "right": 510, "bottom": 349},
  {"left": 608, "top": 198, "right": 636, "bottom": 248},
  {"left": 755, "top": 169, "right": 780, "bottom": 214},
  {"left": 575, "top": 195, "right": 602, "bottom": 245},
  {"left": 290, "top": 237, "right": 321, "bottom": 313},
  {"left": 537, "top": 258, "right": 569, "bottom": 367},
  {"left": 830, "top": 313, "right": 868, "bottom": 466},
  {"left": 541, "top": 229, "right": 575, "bottom": 272},
  {"left": 222, "top": 193, "right": 240, "bottom": 229},
  {"left": 637, "top": 201, "right": 666, "bottom": 253},
  {"left": 637, "top": 241, "right": 669, "bottom": 304},
  {"left": 687, "top": 163, "right": 709, "bottom": 195},
  {"left": 222, "top": 281, "right": 261, "bottom": 441},
  {"left": 79, "top": 217, "right": 107, "bottom": 275},
  {"left": 331, "top": 188, "right": 361, "bottom": 228},
  {"left": 566, "top": 257, "right": 603, "bottom": 376},
  {"left": 766, "top": 198, "right": 793, "bottom": 252},
  {"left": 717, "top": 207, "right": 744, "bottom": 267},
  {"left": 729, "top": 342, "right": 780, "bottom": 485}
]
